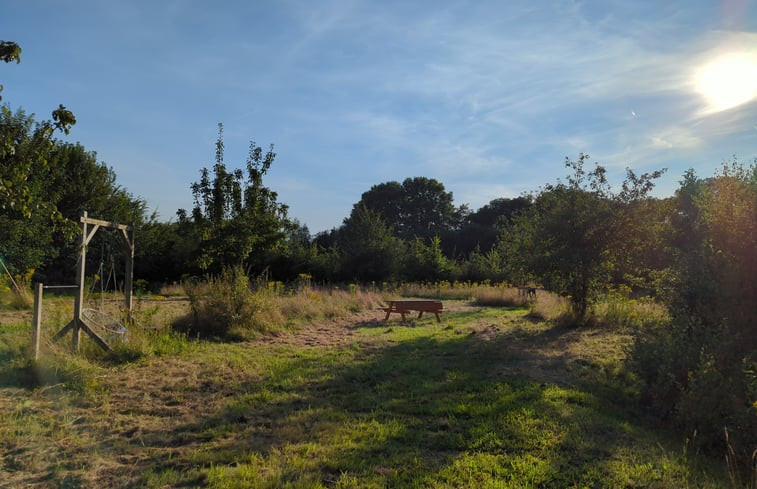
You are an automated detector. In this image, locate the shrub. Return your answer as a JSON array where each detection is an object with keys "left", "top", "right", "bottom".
[
  {"left": 177, "top": 267, "right": 264, "bottom": 339},
  {"left": 631, "top": 163, "right": 757, "bottom": 474}
]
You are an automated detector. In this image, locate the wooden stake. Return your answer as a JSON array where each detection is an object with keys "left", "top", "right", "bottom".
[
  {"left": 73, "top": 211, "right": 89, "bottom": 350},
  {"left": 32, "top": 282, "right": 42, "bottom": 360}
]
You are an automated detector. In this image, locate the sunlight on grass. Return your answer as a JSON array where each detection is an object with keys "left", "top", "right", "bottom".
[{"left": 0, "top": 291, "right": 732, "bottom": 488}]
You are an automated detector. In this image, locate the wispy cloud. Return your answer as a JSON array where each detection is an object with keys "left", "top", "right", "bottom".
[{"left": 5, "top": 0, "right": 755, "bottom": 232}]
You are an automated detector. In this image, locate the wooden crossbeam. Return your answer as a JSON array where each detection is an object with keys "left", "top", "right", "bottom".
[{"left": 80, "top": 214, "right": 131, "bottom": 232}]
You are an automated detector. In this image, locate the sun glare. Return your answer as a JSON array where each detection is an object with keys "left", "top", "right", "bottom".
[{"left": 695, "top": 53, "right": 757, "bottom": 113}]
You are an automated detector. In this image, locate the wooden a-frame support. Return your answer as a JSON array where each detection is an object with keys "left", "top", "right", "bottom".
[{"left": 53, "top": 211, "right": 134, "bottom": 352}]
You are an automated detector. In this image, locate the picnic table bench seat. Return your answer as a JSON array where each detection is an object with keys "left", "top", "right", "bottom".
[{"left": 382, "top": 300, "right": 444, "bottom": 322}]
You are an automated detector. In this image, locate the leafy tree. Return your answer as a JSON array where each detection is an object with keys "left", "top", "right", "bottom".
[
  {"left": 501, "top": 154, "right": 664, "bottom": 318},
  {"left": 337, "top": 205, "right": 402, "bottom": 281},
  {"left": 353, "top": 177, "right": 467, "bottom": 240},
  {"left": 455, "top": 196, "right": 532, "bottom": 256},
  {"left": 39, "top": 142, "right": 146, "bottom": 283},
  {"left": 403, "top": 236, "right": 454, "bottom": 282},
  {"left": 181, "top": 123, "right": 288, "bottom": 273},
  {"left": 610, "top": 196, "right": 675, "bottom": 293},
  {"left": 260, "top": 219, "right": 319, "bottom": 281},
  {"left": 0, "top": 109, "right": 64, "bottom": 275},
  {"left": 456, "top": 246, "right": 504, "bottom": 282},
  {"left": 631, "top": 161, "right": 756, "bottom": 467},
  {"left": 132, "top": 219, "right": 185, "bottom": 286},
  {"left": 0, "top": 40, "right": 76, "bottom": 277}
]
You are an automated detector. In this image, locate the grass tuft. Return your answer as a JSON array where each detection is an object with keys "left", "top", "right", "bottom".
[{"left": 473, "top": 285, "right": 529, "bottom": 307}]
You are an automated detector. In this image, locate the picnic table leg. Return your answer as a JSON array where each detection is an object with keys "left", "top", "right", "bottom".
[
  {"left": 434, "top": 312, "right": 441, "bottom": 323},
  {"left": 384, "top": 309, "right": 391, "bottom": 321},
  {"left": 400, "top": 312, "right": 407, "bottom": 321},
  {"left": 418, "top": 311, "right": 424, "bottom": 319}
]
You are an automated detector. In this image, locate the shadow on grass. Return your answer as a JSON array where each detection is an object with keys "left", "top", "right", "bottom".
[
  {"left": 0, "top": 326, "right": 39, "bottom": 389},
  {"left": 125, "top": 318, "right": 712, "bottom": 487}
]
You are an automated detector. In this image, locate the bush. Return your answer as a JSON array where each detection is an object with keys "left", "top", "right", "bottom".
[
  {"left": 630, "top": 163, "right": 757, "bottom": 474},
  {"left": 177, "top": 267, "right": 264, "bottom": 339}
]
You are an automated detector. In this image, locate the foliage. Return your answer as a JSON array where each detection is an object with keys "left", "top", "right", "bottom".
[
  {"left": 455, "top": 196, "right": 532, "bottom": 256},
  {"left": 336, "top": 205, "right": 403, "bottom": 282},
  {"left": 353, "top": 176, "right": 467, "bottom": 240},
  {"left": 179, "top": 266, "right": 263, "bottom": 339},
  {"left": 631, "top": 160, "right": 757, "bottom": 471},
  {"left": 498, "top": 154, "right": 665, "bottom": 320},
  {"left": 181, "top": 123, "right": 288, "bottom": 273},
  {"left": 0, "top": 108, "right": 73, "bottom": 274},
  {"left": 403, "top": 236, "right": 454, "bottom": 282},
  {"left": 0, "top": 40, "right": 22, "bottom": 65},
  {"left": 133, "top": 219, "right": 187, "bottom": 286},
  {"left": 1, "top": 39, "right": 76, "bottom": 220},
  {"left": 457, "top": 246, "right": 505, "bottom": 283}
]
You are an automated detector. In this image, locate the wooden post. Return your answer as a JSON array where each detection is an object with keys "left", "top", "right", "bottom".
[
  {"left": 73, "top": 211, "right": 88, "bottom": 351},
  {"left": 32, "top": 282, "right": 43, "bottom": 360},
  {"left": 121, "top": 227, "right": 135, "bottom": 322}
]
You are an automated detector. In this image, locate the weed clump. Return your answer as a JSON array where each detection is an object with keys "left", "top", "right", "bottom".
[{"left": 177, "top": 267, "right": 264, "bottom": 339}]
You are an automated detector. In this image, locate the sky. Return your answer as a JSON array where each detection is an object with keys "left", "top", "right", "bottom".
[{"left": 3, "top": 0, "right": 756, "bottom": 233}]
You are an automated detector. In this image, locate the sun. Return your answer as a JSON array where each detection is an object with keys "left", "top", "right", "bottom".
[{"left": 694, "top": 53, "right": 757, "bottom": 113}]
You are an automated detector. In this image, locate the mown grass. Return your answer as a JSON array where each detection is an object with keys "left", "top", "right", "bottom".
[{"left": 0, "top": 299, "right": 734, "bottom": 488}]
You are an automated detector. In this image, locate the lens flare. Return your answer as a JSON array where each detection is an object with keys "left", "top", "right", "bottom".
[{"left": 695, "top": 53, "right": 757, "bottom": 113}]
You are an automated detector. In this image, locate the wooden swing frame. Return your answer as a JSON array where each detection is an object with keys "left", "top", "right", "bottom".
[{"left": 53, "top": 211, "right": 135, "bottom": 352}]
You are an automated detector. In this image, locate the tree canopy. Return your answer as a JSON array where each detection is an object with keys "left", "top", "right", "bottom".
[
  {"left": 179, "top": 123, "right": 289, "bottom": 273},
  {"left": 352, "top": 177, "right": 467, "bottom": 240},
  {"left": 499, "top": 154, "right": 665, "bottom": 318}
]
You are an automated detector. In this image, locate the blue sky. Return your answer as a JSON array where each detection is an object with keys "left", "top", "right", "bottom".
[{"left": 3, "top": 1, "right": 756, "bottom": 232}]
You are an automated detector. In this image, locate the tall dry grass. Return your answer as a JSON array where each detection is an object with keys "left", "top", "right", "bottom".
[
  {"left": 255, "top": 287, "right": 382, "bottom": 332},
  {"left": 473, "top": 286, "right": 530, "bottom": 307},
  {"left": 524, "top": 287, "right": 669, "bottom": 329},
  {"left": 591, "top": 289, "right": 669, "bottom": 329},
  {"left": 398, "top": 281, "right": 475, "bottom": 300},
  {"left": 526, "top": 291, "right": 571, "bottom": 322},
  {"left": 175, "top": 269, "right": 384, "bottom": 340}
]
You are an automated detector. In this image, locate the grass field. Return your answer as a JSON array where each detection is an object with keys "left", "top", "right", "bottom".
[{"left": 0, "top": 298, "right": 732, "bottom": 488}]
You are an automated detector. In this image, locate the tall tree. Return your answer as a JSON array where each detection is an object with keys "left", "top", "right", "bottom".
[
  {"left": 352, "top": 177, "right": 466, "bottom": 240},
  {"left": 337, "top": 205, "right": 402, "bottom": 281},
  {"left": 39, "top": 142, "right": 146, "bottom": 283},
  {"left": 0, "top": 40, "right": 76, "bottom": 277},
  {"left": 181, "top": 123, "right": 288, "bottom": 273},
  {"left": 501, "top": 154, "right": 664, "bottom": 318},
  {"left": 632, "top": 161, "right": 756, "bottom": 469},
  {"left": 455, "top": 196, "right": 532, "bottom": 256},
  {"left": 1, "top": 40, "right": 76, "bottom": 220}
]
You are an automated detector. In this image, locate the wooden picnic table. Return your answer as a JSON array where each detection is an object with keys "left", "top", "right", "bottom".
[{"left": 382, "top": 300, "right": 444, "bottom": 322}]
